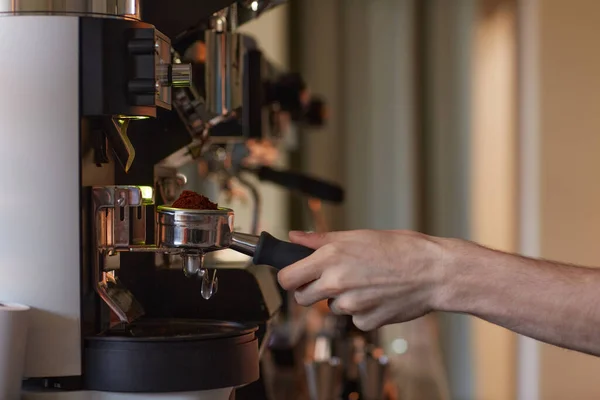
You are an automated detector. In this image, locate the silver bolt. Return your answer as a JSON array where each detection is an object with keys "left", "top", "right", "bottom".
[
  {"left": 155, "top": 81, "right": 161, "bottom": 91},
  {"left": 117, "top": 195, "right": 126, "bottom": 207}
]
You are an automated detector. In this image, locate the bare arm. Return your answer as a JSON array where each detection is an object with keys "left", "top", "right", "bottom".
[
  {"left": 279, "top": 230, "right": 600, "bottom": 357},
  {"left": 438, "top": 239, "right": 600, "bottom": 356}
]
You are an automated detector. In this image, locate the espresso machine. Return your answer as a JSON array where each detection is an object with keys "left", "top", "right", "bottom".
[{"left": 0, "top": 1, "right": 389, "bottom": 399}]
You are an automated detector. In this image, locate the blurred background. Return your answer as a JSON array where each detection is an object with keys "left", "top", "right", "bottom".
[{"left": 235, "top": 0, "right": 600, "bottom": 399}]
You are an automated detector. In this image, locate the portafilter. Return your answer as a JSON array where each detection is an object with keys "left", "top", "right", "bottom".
[{"left": 156, "top": 206, "right": 315, "bottom": 271}]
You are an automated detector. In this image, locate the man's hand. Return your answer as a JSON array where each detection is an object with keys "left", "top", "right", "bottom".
[
  {"left": 277, "top": 230, "right": 450, "bottom": 331},
  {"left": 279, "top": 229, "right": 600, "bottom": 357}
]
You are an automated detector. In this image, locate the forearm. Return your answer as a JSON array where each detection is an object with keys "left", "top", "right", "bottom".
[{"left": 438, "top": 239, "right": 600, "bottom": 356}]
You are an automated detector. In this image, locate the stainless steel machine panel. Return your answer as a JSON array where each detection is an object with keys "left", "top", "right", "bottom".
[{"left": 0, "top": 16, "right": 82, "bottom": 378}]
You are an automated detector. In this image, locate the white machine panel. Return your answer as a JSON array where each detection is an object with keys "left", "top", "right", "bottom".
[{"left": 0, "top": 16, "right": 82, "bottom": 377}]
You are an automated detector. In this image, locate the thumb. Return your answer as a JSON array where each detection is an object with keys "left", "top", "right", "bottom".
[{"left": 289, "top": 231, "right": 337, "bottom": 249}]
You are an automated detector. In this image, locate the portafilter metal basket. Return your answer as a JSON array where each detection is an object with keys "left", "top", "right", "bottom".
[{"left": 156, "top": 206, "right": 315, "bottom": 271}]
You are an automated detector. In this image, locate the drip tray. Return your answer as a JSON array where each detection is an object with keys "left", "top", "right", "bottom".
[{"left": 84, "top": 319, "right": 260, "bottom": 393}]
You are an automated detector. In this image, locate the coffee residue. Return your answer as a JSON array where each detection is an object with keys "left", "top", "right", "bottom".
[{"left": 171, "top": 190, "right": 218, "bottom": 210}]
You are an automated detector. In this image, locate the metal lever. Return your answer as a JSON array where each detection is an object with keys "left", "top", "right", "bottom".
[
  {"left": 305, "top": 357, "right": 343, "bottom": 400},
  {"left": 358, "top": 349, "right": 390, "bottom": 400}
]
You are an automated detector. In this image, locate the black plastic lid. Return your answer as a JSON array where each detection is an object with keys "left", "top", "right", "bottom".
[
  {"left": 90, "top": 319, "right": 257, "bottom": 342},
  {"left": 84, "top": 319, "right": 260, "bottom": 393}
]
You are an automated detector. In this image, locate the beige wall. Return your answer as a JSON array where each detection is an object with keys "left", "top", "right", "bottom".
[
  {"left": 475, "top": 1, "right": 600, "bottom": 398},
  {"left": 294, "top": 0, "right": 344, "bottom": 231},
  {"left": 470, "top": 1, "right": 600, "bottom": 398},
  {"left": 471, "top": 1, "right": 518, "bottom": 399},
  {"left": 294, "top": 1, "right": 451, "bottom": 399},
  {"left": 537, "top": 0, "right": 600, "bottom": 398},
  {"left": 292, "top": 0, "right": 600, "bottom": 398}
]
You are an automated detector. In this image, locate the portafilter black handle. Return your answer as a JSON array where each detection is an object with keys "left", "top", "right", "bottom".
[{"left": 231, "top": 232, "right": 314, "bottom": 270}]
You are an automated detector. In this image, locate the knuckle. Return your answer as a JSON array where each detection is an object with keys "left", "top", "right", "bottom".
[
  {"left": 314, "top": 232, "right": 329, "bottom": 242},
  {"left": 352, "top": 316, "right": 376, "bottom": 332},
  {"left": 328, "top": 301, "right": 344, "bottom": 316},
  {"left": 320, "top": 243, "right": 341, "bottom": 259},
  {"left": 328, "top": 299, "right": 345, "bottom": 315},
  {"left": 336, "top": 296, "right": 360, "bottom": 314},
  {"left": 277, "top": 272, "right": 291, "bottom": 290},
  {"left": 321, "top": 272, "right": 344, "bottom": 296},
  {"left": 294, "top": 290, "right": 309, "bottom": 306}
]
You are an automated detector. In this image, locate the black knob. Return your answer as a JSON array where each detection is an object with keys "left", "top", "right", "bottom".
[{"left": 128, "top": 38, "right": 156, "bottom": 54}]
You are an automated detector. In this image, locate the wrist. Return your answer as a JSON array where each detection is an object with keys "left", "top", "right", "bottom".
[{"left": 430, "top": 237, "right": 478, "bottom": 313}]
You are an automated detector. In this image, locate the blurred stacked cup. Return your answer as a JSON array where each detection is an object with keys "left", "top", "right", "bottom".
[{"left": 0, "top": 302, "right": 30, "bottom": 400}]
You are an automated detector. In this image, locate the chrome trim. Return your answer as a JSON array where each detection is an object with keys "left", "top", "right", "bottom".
[
  {"left": 0, "top": 0, "right": 141, "bottom": 19},
  {"left": 171, "top": 64, "right": 193, "bottom": 88},
  {"left": 230, "top": 232, "right": 260, "bottom": 257},
  {"left": 92, "top": 186, "right": 147, "bottom": 323},
  {"left": 156, "top": 207, "right": 235, "bottom": 252},
  {"left": 205, "top": 29, "right": 245, "bottom": 116}
]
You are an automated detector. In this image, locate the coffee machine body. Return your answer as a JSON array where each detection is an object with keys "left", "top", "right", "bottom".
[
  {"left": 0, "top": 6, "right": 262, "bottom": 399},
  {"left": 0, "top": 14, "right": 87, "bottom": 382}
]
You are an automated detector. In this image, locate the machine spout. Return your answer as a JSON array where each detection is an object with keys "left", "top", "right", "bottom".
[{"left": 183, "top": 253, "right": 205, "bottom": 277}]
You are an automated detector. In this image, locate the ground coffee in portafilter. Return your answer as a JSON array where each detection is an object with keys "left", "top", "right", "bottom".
[{"left": 171, "top": 190, "right": 219, "bottom": 210}]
